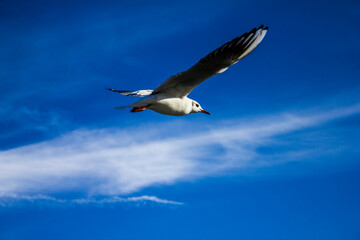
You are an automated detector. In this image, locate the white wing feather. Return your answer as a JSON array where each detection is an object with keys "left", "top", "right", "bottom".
[{"left": 107, "top": 89, "right": 153, "bottom": 97}]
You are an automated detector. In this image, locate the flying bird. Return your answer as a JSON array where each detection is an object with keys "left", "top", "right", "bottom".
[{"left": 108, "top": 25, "right": 268, "bottom": 116}]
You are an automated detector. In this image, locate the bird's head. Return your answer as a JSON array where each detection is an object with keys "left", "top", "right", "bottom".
[{"left": 191, "top": 100, "right": 210, "bottom": 115}]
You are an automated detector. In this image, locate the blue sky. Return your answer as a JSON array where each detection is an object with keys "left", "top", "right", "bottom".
[{"left": 1, "top": 0, "right": 360, "bottom": 239}]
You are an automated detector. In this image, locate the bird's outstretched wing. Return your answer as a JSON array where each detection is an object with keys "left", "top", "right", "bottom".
[{"left": 153, "top": 25, "right": 268, "bottom": 97}]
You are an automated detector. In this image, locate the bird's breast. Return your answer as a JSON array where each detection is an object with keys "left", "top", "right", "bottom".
[{"left": 149, "top": 97, "right": 191, "bottom": 116}]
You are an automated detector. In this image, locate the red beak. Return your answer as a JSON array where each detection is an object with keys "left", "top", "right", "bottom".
[{"left": 200, "top": 109, "right": 211, "bottom": 115}]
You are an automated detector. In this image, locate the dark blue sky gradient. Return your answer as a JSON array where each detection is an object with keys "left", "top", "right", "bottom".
[{"left": 1, "top": 0, "right": 360, "bottom": 239}]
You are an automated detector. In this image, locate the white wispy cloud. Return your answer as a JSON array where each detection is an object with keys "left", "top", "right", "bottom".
[
  {"left": 0, "top": 104, "right": 360, "bottom": 204},
  {"left": 71, "top": 195, "right": 183, "bottom": 205},
  {"left": 0, "top": 194, "right": 183, "bottom": 207}
]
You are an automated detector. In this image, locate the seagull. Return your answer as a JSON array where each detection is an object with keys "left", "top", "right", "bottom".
[{"left": 108, "top": 25, "right": 268, "bottom": 116}]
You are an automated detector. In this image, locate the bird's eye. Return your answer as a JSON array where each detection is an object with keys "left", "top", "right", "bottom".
[{"left": 196, "top": 104, "right": 199, "bottom": 107}]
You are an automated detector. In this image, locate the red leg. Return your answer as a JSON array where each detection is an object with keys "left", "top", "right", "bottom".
[{"left": 130, "top": 105, "right": 150, "bottom": 113}]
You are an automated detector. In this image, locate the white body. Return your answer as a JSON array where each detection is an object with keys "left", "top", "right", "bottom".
[{"left": 132, "top": 95, "right": 194, "bottom": 116}]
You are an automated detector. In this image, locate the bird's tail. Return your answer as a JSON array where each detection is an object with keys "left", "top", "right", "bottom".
[
  {"left": 107, "top": 88, "right": 153, "bottom": 97},
  {"left": 114, "top": 105, "right": 131, "bottom": 110}
]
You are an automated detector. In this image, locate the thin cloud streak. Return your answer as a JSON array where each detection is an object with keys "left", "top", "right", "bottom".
[
  {"left": 0, "top": 104, "right": 360, "bottom": 199},
  {"left": 0, "top": 194, "right": 183, "bottom": 207}
]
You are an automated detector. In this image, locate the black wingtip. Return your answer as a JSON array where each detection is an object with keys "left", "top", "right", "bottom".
[
  {"left": 258, "top": 25, "right": 269, "bottom": 30},
  {"left": 107, "top": 88, "right": 123, "bottom": 93}
]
